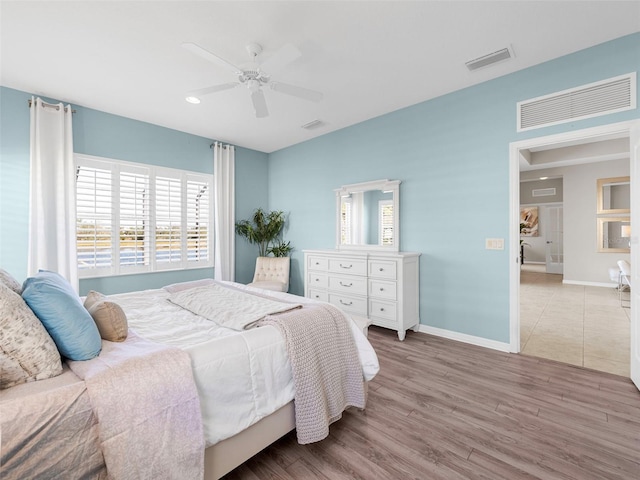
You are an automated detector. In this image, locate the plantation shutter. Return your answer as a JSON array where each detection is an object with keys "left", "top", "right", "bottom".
[
  {"left": 379, "top": 200, "right": 394, "bottom": 246},
  {"left": 186, "top": 176, "right": 211, "bottom": 263},
  {"left": 76, "top": 165, "right": 113, "bottom": 272},
  {"left": 341, "top": 198, "right": 353, "bottom": 245},
  {"left": 155, "top": 176, "right": 183, "bottom": 265},
  {"left": 119, "top": 169, "right": 150, "bottom": 270}
]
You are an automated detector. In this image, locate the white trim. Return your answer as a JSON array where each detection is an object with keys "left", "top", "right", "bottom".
[
  {"left": 562, "top": 280, "right": 617, "bottom": 288},
  {"left": 416, "top": 324, "right": 512, "bottom": 353},
  {"left": 509, "top": 120, "right": 640, "bottom": 354}
]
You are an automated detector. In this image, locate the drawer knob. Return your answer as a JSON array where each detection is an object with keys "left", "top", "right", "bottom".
[
  {"left": 340, "top": 264, "right": 352, "bottom": 269},
  {"left": 340, "top": 300, "right": 353, "bottom": 306},
  {"left": 340, "top": 281, "right": 352, "bottom": 287},
  {"left": 315, "top": 262, "right": 320, "bottom": 265},
  {"left": 380, "top": 307, "right": 385, "bottom": 312},
  {"left": 315, "top": 295, "right": 320, "bottom": 299},
  {"left": 379, "top": 267, "right": 384, "bottom": 271},
  {"left": 315, "top": 278, "right": 319, "bottom": 282},
  {"left": 379, "top": 287, "right": 384, "bottom": 291}
]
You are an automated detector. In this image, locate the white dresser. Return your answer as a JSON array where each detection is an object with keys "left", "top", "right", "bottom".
[{"left": 303, "top": 249, "right": 420, "bottom": 341}]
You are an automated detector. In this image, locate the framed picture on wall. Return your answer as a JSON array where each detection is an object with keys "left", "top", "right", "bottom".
[{"left": 520, "top": 206, "right": 539, "bottom": 237}]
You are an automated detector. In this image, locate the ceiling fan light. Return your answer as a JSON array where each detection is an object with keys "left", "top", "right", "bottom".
[
  {"left": 247, "top": 79, "right": 260, "bottom": 93},
  {"left": 185, "top": 96, "right": 201, "bottom": 104}
]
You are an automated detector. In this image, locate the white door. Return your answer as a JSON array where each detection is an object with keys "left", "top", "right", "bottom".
[
  {"left": 630, "top": 124, "right": 640, "bottom": 391},
  {"left": 546, "top": 206, "right": 563, "bottom": 274}
]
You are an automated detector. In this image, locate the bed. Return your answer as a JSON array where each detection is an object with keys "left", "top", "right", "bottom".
[{"left": 1, "top": 278, "right": 379, "bottom": 480}]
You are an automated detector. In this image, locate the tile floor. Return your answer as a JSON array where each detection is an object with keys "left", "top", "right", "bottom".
[{"left": 520, "top": 264, "right": 630, "bottom": 377}]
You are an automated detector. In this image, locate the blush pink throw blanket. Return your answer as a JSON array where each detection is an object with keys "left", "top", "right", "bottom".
[{"left": 68, "top": 331, "right": 204, "bottom": 479}]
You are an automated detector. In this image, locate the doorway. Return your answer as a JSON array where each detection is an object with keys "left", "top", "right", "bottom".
[{"left": 509, "top": 120, "right": 640, "bottom": 390}]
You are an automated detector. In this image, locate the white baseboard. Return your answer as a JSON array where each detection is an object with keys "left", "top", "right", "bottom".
[
  {"left": 415, "top": 324, "right": 511, "bottom": 353},
  {"left": 562, "top": 279, "right": 617, "bottom": 288}
]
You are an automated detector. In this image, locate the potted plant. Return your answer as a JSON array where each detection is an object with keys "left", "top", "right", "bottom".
[{"left": 235, "top": 208, "right": 292, "bottom": 257}]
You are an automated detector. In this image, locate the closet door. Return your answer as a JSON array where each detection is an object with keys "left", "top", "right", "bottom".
[{"left": 545, "top": 206, "right": 563, "bottom": 274}]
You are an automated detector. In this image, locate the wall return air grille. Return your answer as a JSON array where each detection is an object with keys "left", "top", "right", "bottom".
[
  {"left": 517, "top": 73, "right": 636, "bottom": 132},
  {"left": 532, "top": 188, "right": 556, "bottom": 197}
]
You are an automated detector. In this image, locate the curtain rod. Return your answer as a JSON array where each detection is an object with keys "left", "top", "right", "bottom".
[
  {"left": 28, "top": 99, "right": 76, "bottom": 114},
  {"left": 210, "top": 143, "right": 231, "bottom": 149}
]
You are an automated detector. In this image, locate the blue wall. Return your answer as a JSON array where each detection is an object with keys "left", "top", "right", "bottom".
[
  {"left": 0, "top": 86, "right": 268, "bottom": 294},
  {"left": 268, "top": 33, "right": 640, "bottom": 343},
  {"left": 1, "top": 33, "right": 638, "bottom": 343}
]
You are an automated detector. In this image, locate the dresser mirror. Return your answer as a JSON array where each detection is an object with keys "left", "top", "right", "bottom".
[
  {"left": 335, "top": 179, "right": 400, "bottom": 251},
  {"left": 597, "top": 176, "right": 630, "bottom": 214}
]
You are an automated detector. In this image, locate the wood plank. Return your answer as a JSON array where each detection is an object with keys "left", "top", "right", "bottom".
[{"left": 222, "top": 331, "right": 640, "bottom": 480}]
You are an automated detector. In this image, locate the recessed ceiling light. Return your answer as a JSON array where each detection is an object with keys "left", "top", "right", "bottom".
[
  {"left": 185, "top": 96, "right": 201, "bottom": 104},
  {"left": 539, "top": 176, "right": 548, "bottom": 180}
]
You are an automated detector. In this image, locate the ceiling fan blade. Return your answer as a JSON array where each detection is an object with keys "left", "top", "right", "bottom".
[
  {"left": 270, "top": 82, "right": 323, "bottom": 103},
  {"left": 260, "top": 43, "right": 301, "bottom": 74},
  {"left": 251, "top": 89, "right": 269, "bottom": 118},
  {"left": 188, "top": 83, "right": 240, "bottom": 97},
  {"left": 182, "top": 42, "right": 242, "bottom": 74}
]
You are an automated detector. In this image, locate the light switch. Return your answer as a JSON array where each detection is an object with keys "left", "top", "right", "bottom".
[{"left": 485, "top": 238, "right": 504, "bottom": 250}]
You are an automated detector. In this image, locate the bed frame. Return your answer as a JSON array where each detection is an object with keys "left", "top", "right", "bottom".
[{"left": 203, "top": 401, "right": 296, "bottom": 479}]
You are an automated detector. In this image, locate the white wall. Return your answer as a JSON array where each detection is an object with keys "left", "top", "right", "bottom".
[{"left": 520, "top": 158, "right": 630, "bottom": 285}]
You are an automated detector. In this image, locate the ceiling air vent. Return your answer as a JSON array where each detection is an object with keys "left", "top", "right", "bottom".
[
  {"left": 532, "top": 188, "right": 556, "bottom": 197},
  {"left": 301, "top": 119, "right": 324, "bottom": 130},
  {"left": 517, "top": 73, "right": 636, "bottom": 132},
  {"left": 465, "top": 47, "right": 512, "bottom": 71}
]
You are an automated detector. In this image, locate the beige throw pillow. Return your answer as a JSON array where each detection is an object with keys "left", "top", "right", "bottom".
[
  {"left": 84, "top": 291, "right": 128, "bottom": 342},
  {"left": 0, "top": 283, "right": 63, "bottom": 389}
]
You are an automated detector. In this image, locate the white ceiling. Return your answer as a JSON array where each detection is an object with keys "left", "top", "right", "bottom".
[{"left": 2, "top": 1, "right": 639, "bottom": 153}]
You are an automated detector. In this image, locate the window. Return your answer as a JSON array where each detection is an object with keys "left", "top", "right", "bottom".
[
  {"left": 379, "top": 200, "right": 394, "bottom": 246},
  {"left": 340, "top": 197, "right": 353, "bottom": 245},
  {"left": 75, "top": 154, "right": 213, "bottom": 278}
]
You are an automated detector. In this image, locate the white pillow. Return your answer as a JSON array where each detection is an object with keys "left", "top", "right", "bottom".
[{"left": 0, "top": 283, "right": 63, "bottom": 389}]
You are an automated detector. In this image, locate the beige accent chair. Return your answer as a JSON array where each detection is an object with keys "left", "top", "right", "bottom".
[{"left": 248, "top": 256, "right": 290, "bottom": 292}]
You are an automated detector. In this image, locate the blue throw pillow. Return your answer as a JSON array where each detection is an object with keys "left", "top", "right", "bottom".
[{"left": 22, "top": 270, "right": 101, "bottom": 361}]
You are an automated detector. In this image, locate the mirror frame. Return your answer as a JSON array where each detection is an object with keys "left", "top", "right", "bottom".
[
  {"left": 597, "top": 176, "right": 630, "bottom": 214},
  {"left": 597, "top": 216, "right": 631, "bottom": 253},
  {"left": 335, "top": 179, "right": 401, "bottom": 251}
]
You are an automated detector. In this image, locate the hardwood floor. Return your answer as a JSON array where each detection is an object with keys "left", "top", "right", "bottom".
[{"left": 223, "top": 327, "right": 640, "bottom": 480}]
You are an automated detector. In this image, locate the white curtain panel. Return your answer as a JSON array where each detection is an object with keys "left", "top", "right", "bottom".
[
  {"left": 28, "top": 97, "right": 78, "bottom": 291},
  {"left": 213, "top": 142, "right": 235, "bottom": 281}
]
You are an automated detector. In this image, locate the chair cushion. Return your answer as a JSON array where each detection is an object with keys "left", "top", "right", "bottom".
[
  {"left": 248, "top": 280, "right": 288, "bottom": 292},
  {"left": 22, "top": 270, "right": 102, "bottom": 361},
  {"left": 0, "top": 282, "right": 63, "bottom": 389}
]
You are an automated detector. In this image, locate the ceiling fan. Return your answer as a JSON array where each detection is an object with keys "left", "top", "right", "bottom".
[{"left": 182, "top": 41, "right": 323, "bottom": 118}]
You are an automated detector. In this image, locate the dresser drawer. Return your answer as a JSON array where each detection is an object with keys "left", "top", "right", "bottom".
[
  {"left": 328, "top": 293, "right": 367, "bottom": 316},
  {"left": 308, "top": 289, "right": 328, "bottom": 302},
  {"left": 307, "top": 272, "right": 329, "bottom": 289},
  {"left": 329, "top": 275, "right": 367, "bottom": 295},
  {"left": 369, "top": 279, "right": 397, "bottom": 301},
  {"left": 308, "top": 255, "right": 329, "bottom": 271},
  {"left": 369, "top": 299, "right": 397, "bottom": 322},
  {"left": 369, "top": 260, "right": 397, "bottom": 279},
  {"left": 328, "top": 257, "right": 367, "bottom": 276}
]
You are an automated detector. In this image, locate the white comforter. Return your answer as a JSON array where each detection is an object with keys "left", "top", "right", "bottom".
[{"left": 111, "top": 281, "right": 379, "bottom": 447}]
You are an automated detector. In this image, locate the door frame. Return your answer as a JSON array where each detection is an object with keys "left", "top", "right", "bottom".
[{"left": 509, "top": 120, "right": 640, "bottom": 379}]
